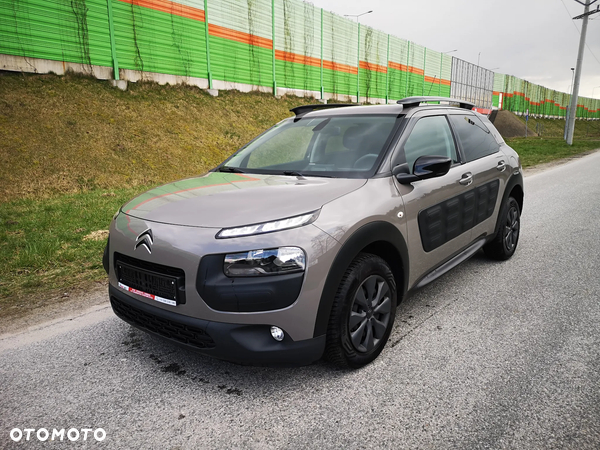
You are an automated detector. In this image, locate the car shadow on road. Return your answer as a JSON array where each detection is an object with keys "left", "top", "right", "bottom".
[{"left": 112, "top": 249, "right": 511, "bottom": 398}]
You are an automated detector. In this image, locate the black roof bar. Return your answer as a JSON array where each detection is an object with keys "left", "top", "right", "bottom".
[
  {"left": 290, "top": 103, "right": 358, "bottom": 118},
  {"left": 397, "top": 96, "right": 475, "bottom": 110}
]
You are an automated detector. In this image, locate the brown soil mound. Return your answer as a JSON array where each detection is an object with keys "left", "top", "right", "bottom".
[{"left": 493, "top": 110, "right": 537, "bottom": 138}]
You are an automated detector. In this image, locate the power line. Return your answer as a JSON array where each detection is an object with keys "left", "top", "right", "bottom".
[{"left": 558, "top": 0, "right": 600, "bottom": 66}]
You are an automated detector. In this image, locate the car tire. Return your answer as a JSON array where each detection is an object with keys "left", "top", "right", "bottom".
[
  {"left": 483, "top": 196, "right": 521, "bottom": 261},
  {"left": 325, "top": 253, "right": 397, "bottom": 368}
]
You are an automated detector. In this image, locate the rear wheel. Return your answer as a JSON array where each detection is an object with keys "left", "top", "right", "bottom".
[
  {"left": 325, "top": 253, "right": 397, "bottom": 368},
  {"left": 484, "top": 196, "right": 521, "bottom": 261}
]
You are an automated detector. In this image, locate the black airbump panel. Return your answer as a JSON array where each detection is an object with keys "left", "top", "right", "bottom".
[{"left": 418, "top": 180, "right": 499, "bottom": 252}]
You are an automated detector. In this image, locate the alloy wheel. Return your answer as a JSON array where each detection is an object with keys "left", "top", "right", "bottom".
[
  {"left": 348, "top": 275, "right": 392, "bottom": 353},
  {"left": 503, "top": 205, "right": 520, "bottom": 252}
]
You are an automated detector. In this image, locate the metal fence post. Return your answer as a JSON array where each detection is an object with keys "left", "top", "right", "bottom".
[
  {"left": 272, "top": 0, "right": 277, "bottom": 96},
  {"left": 385, "top": 33, "right": 390, "bottom": 103},
  {"left": 405, "top": 41, "right": 410, "bottom": 97},
  {"left": 439, "top": 52, "right": 443, "bottom": 96},
  {"left": 422, "top": 47, "right": 426, "bottom": 96},
  {"left": 320, "top": 8, "right": 324, "bottom": 100},
  {"left": 357, "top": 23, "right": 360, "bottom": 103},
  {"left": 204, "top": 0, "right": 213, "bottom": 89},
  {"left": 105, "top": 0, "right": 119, "bottom": 80}
]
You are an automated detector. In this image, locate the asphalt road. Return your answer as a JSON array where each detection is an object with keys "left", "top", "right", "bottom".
[{"left": 2, "top": 151, "right": 600, "bottom": 449}]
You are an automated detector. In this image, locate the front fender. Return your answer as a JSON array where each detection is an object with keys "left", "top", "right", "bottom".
[{"left": 312, "top": 221, "right": 409, "bottom": 338}]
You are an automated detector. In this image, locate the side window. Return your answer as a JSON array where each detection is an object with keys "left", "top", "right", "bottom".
[
  {"left": 402, "top": 116, "right": 458, "bottom": 173},
  {"left": 449, "top": 114, "right": 500, "bottom": 162}
]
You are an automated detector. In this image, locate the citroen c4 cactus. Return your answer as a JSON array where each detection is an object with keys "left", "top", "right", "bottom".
[{"left": 103, "top": 96, "right": 524, "bottom": 368}]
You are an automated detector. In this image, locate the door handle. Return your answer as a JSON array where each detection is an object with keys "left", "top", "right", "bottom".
[
  {"left": 459, "top": 172, "right": 473, "bottom": 186},
  {"left": 497, "top": 160, "right": 507, "bottom": 172}
]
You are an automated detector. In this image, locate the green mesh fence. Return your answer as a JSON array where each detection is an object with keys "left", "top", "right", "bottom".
[{"left": 0, "top": 0, "right": 598, "bottom": 117}]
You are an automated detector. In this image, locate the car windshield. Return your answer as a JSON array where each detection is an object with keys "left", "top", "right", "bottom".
[{"left": 222, "top": 114, "right": 402, "bottom": 178}]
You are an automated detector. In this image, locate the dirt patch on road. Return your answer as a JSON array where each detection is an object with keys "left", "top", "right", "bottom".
[{"left": 0, "top": 281, "right": 109, "bottom": 336}]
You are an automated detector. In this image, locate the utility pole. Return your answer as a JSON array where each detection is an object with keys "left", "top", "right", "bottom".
[{"left": 566, "top": 0, "right": 600, "bottom": 145}]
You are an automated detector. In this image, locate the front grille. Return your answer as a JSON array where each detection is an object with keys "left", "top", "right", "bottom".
[
  {"left": 111, "top": 295, "right": 216, "bottom": 349},
  {"left": 115, "top": 252, "right": 186, "bottom": 304},
  {"left": 115, "top": 252, "right": 185, "bottom": 277}
]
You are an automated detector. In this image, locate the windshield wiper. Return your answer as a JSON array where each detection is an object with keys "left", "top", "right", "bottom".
[
  {"left": 218, "top": 166, "right": 245, "bottom": 173},
  {"left": 281, "top": 171, "right": 336, "bottom": 178}
]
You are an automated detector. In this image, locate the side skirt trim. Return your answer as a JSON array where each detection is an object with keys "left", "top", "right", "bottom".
[{"left": 414, "top": 237, "right": 487, "bottom": 289}]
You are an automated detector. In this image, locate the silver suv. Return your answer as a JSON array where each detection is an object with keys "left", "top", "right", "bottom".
[{"left": 103, "top": 96, "right": 523, "bottom": 368}]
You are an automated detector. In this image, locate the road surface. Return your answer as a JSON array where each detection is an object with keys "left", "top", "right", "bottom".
[{"left": 1, "top": 151, "right": 600, "bottom": 449}]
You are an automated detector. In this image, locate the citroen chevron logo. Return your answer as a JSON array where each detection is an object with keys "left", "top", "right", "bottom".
[{"left": 135, "top": 228, "right": 153, "bottom": 254}]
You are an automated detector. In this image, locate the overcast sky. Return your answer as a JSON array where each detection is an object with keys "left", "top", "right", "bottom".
[{"left": 311, "top": 0, "right": 600, "bottom": 99}]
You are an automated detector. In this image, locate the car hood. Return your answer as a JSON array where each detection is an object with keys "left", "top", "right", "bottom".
[{"left": 121, "top": 172, "right": 366, "bottom": 228}]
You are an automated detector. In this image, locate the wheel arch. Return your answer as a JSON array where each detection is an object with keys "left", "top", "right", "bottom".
[
  {"left": 313, "top": 221, "right": 409, "bottom": 338},
  {"left": 509, "top": 183, "right": 524, "bottom": 214},
  {"left": 491, "top": 172, "right": 524, "bottom": 240}
]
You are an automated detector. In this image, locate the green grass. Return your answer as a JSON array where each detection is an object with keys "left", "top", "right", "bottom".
[
  {"left": 513, "top": 115, "right": 600, "bottom": 140},
  {"left": 0, "top": 72, "right": 316, "bottom": 202},
  {"left": 0, "top": 187, "right": 149, "bottom": 318},
  {"left": 507, "top": 138, "right": 600, "bottom": 167}
]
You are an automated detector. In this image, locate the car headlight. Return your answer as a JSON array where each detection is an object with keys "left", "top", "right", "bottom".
[
  {"left": 224, "top": 247, "right": 306, "bottom": 277},
  {"left": 216, "top": 211, "right": 319, "bottom": 239}
]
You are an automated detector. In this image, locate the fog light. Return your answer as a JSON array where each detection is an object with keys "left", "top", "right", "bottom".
[{"left": 270, "top": 326, "right": 285, "bottom": 342}]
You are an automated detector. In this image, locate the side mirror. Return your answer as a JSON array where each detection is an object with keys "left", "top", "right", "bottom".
[{"left": 394, "top": 155, "right": 452, "bottom": 184}]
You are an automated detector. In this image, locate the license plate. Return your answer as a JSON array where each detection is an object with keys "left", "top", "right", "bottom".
[{"left": 117, "top": 262, "right": 178, "bottom": 306}]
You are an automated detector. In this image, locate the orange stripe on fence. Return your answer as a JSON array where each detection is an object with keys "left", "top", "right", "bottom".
[
  {"left": 493, "top": 91, "right": 501, "bottom": 96},
  {"left": 425, "top": 75, "right": 446, "bottom": 84},
  {"left": 322, "top": 60, "right": 358, "bottom": 75},
  {"left": 275, "top": 51, "right": 358, "bottom": 75},
  {"left": 388, "top": 61, "right": 408, "bottom": 72},
  {"left": 118, "top": 0, "right": 205, "bottom": 22},
  {"left": 275, "top": 50, "right": 320, "bottom": 68},
  {"left": 359, "top": 61, "right": 387, "bottom": 74},
  {"left": 408, "top": 66, "right": 424, "bottom": 76},
  {"left": 209, "top": 23, "right": 272, "bottom": 49},
  {"left": 389, "top": 62, "right": 424, "bottom": 75},
  {"left": 389, "top": 62, "right": 450, "bottom": 85}
]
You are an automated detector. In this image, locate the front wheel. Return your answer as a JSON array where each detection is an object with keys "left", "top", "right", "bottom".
[
  {"left": 484, "top": 196, "right": 521, "bottom": 261},
  {"left": 325, "top": 253, "right": 397, "bottom": 368}
]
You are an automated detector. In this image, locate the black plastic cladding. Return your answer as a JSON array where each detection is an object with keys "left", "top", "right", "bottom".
[
  {"left": 313, "top": 221, "right": 409, "bottom": 338},
  {"left": 110, "top": 294, "right": 215, "bottom": 349},
  {"left": 196, "top": 254, "right": 304, "bottom": 312},
  {"left": 418, "top": 180, "right": 500, "bottom": 252}
]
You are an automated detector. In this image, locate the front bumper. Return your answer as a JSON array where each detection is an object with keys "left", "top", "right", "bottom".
[{"left": 109, "top": 285, "right": 326, "bottom": 366}]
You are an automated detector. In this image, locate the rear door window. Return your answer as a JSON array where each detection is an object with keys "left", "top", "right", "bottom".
[{"left": 449, "top": 114, "right": 500, "bottom": 162}]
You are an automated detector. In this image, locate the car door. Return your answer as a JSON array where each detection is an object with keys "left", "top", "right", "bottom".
[
  {"left": 447, "top": 112, "right": 511, "bottom": 241},
  {"left": 392, "top": 112, "right": 474, "bottom": 288}
]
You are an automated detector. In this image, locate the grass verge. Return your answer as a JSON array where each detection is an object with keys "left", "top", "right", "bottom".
[
  {"left": 0, "top": 72, "right": 317, "bottom": 202},
  {"left": 507, "top": 138, "right": 600, "bottom": 167},
  {"left": 513, "top": 115, "right": 600, "bottom": 140},
  {"left": 0, "top": 187, "right": 148, "bottom": 320}
]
